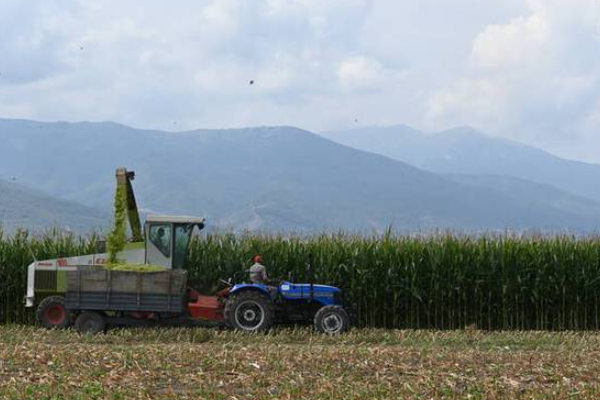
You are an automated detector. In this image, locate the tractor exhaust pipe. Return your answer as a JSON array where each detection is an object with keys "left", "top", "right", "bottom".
[{"left": 308, "top": 253, "right": 314, "bottom": 302}]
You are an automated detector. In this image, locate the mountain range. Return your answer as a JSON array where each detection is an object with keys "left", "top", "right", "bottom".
[
  {"left": 322, "top": 125, "right": 600, "bottom": 203},
  {"left": 0, "top": 118, "right": 599, "bottom": 234}
]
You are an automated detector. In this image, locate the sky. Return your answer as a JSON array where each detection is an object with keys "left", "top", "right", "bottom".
[{"left": 1, "top": 0, "right": 599, "bottom": 162}]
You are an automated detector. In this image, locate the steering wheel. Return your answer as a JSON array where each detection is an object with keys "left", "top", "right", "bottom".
[{"left": 271, "top": 276, "right": 285, "bottom": 287}]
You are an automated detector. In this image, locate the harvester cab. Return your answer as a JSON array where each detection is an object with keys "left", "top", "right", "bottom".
[{"left": 144, "top": 215, "right": 205, "bottom": 269}]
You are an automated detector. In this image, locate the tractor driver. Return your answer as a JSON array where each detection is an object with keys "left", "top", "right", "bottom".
[{"left": 249, "top": 255, "right": 269, "bottom": 284}]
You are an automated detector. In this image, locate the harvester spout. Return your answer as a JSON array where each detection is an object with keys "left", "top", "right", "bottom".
[{"left": 115, "top": 167, "right": 144, "bottom": 242}]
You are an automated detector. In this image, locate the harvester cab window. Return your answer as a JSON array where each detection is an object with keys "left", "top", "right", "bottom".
[
  {"left": 173, "top": 224, "right": 193, "bottom": 269},
  {"left": 149, "top": 224, "right": 171, "bottom": 258}
]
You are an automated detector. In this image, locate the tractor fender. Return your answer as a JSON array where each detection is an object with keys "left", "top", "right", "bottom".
[{"left": 228, "top": 284, "right": 272, "bottom": 299}]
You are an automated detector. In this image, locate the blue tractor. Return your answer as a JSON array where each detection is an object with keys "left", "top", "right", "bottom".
[{"left": 221, "top": 266, "right": 351, "bottom": 334}]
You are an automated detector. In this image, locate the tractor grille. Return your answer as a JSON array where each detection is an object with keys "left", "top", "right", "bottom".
[{"left": 35, "top": 270, "right": 57, "bottom": 291}]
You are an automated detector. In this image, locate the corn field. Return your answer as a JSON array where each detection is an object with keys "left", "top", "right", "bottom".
[{"left": 2, "top": 230, "right": 600, "bottom": 330}]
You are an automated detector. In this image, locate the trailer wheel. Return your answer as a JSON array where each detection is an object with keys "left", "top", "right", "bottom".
[
  {"left": 314, "top": 305, "right": 350, "bottom": 335},
  {"left": 36, "top": 296, "right": 71, "bottom": 329},
  {"left": 75, "top": 312, "right": 106, "bottom": 334},
  {"left": 224, "top": 291, "right": 274, "bottom": 332}
]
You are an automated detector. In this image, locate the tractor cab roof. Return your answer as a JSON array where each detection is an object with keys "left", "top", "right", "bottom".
[{"left": 145, "top": 215, "right": 206, "bottom": 226}]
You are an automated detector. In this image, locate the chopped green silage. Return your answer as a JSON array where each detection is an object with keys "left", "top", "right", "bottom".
[{"left": 103, "top": 263, "right": 166, "bottom": 272}]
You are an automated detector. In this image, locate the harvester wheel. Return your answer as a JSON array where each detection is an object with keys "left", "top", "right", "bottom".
[
  {"left": 224, "top": 291, "right": 274, "bottom": 332},
  {"left": 314, "top": 305, "right": 350, "bottom": 335},
  {"left": 36, "top": 296, "right": 71, "bottom": 329},
  {"left": 75, "top": 312, "right": 106, "bottom": 334}
]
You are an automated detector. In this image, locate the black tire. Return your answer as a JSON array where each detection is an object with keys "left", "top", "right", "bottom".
[
  {"left": 74, "top": 312, "right": 106, "bottom": 334},
  {"left": 314, "top": 305, "right": 350, "bottom": 334},
  {"left": 224, "top": 291, "right": 274, "bottom": 332},
  {"left": 36, "top": 296, "right": 71, "bottom": 329}
]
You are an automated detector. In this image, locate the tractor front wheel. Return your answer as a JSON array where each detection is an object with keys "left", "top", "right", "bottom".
[
  {"left": 36, "top": 296, "right": 71, "bottom": 329},
  {"left": 224, "top": 291, "right": 274, "bottom": 332},
  {"left": 314, "top": 305, "right": 350, "bottom": 335}
]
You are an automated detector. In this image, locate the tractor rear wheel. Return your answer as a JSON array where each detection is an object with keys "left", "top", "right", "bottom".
[
  {"left": 36, "top": 296, "right": 71, "bottom": 329},
  {"left": 314, "top": 305, "right": 350, "bottom": 334},
  {"left": 74, "top": 312, "right": 106, "bottom": 334},
  {"left": 224, "top": 291, "right": 274, "bottom": 332}
]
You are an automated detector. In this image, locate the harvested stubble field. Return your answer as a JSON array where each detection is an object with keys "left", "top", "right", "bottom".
[{"left": 2, "top": 326, "right": 600, "bottom": 399}]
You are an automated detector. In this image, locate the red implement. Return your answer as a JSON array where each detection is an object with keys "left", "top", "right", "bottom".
[{"left": 188, "top": 295, "right": 224, "bottom": 321}]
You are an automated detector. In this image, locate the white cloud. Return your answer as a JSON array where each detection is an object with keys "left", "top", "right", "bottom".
[
  {"left": 470, "top": 14, "right": 550, "bottom": 70},
  {"left": 338, "top": 56, "right": 405, "bottom": 93}
]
